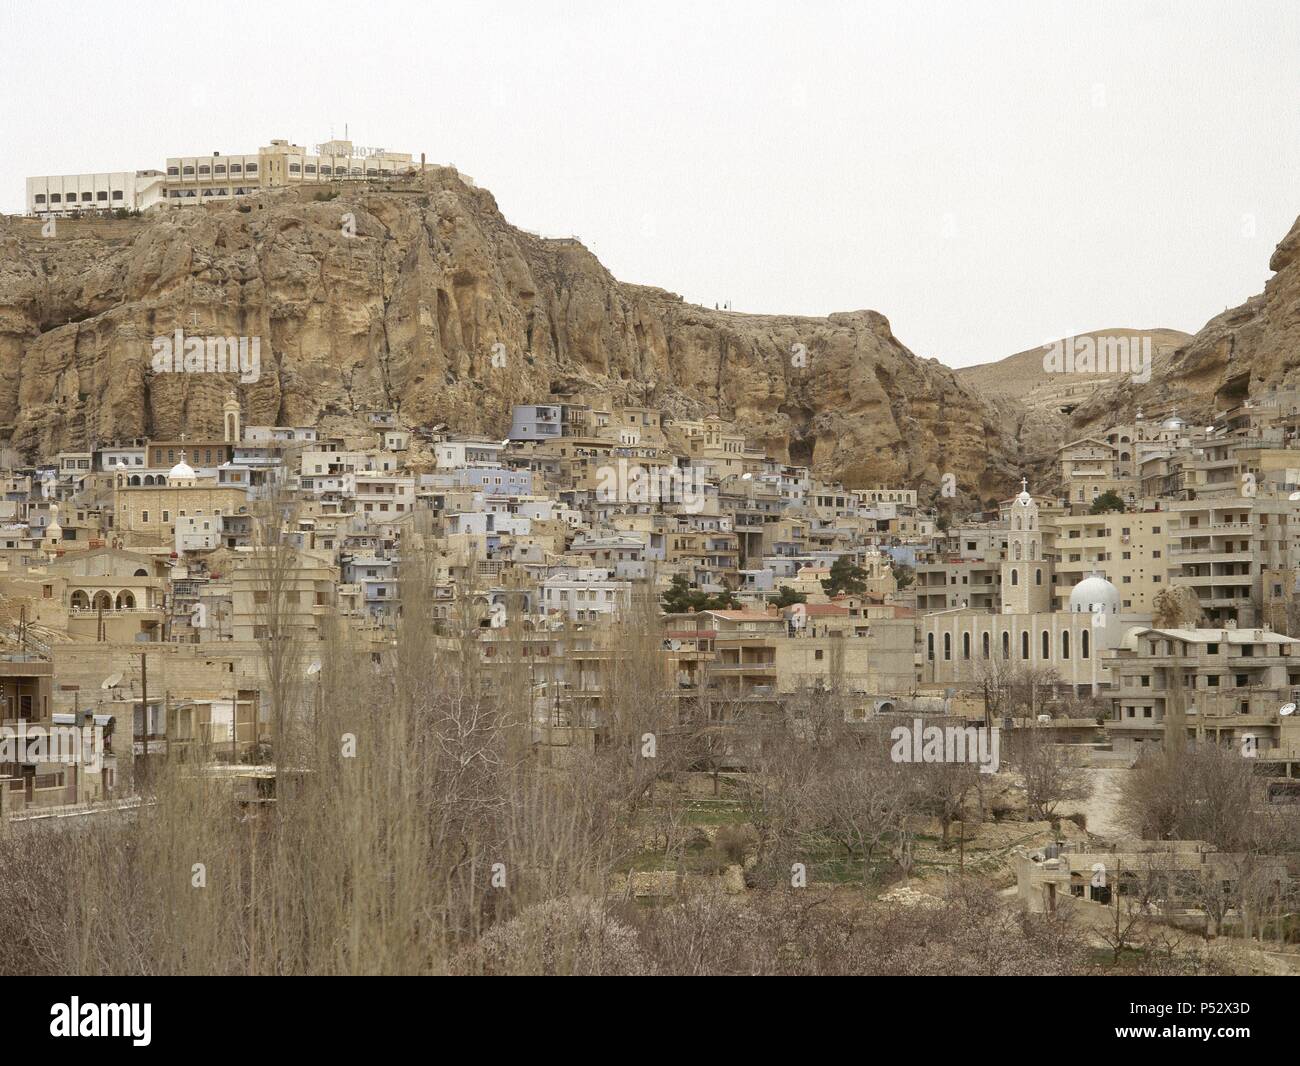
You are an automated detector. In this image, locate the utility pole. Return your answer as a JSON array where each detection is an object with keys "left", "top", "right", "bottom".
[{"left": 139, "top": 651, "right": 148, "bottom": 765}]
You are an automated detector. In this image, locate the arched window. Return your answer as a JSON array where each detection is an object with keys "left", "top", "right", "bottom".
[
  {"left": 1035, "top": 568, "right": 1043, "bottom": 586},
  {"left": 1062, "top": 631, "right": 1070, "bottom": 660},
  {"left": 1014, "top": 542, "right": 1022, "bottom": 560},
  {"left": 1010, "top": 569, "right": 1019, "bottom": 586},
  {"left": 943, "top": 633, "right": 951, "bottom": 661},
  {"left": 1002, "top": 631, "right": 1010, "bottom": 659},
  {"left": 1029, "top": 542, "right": 1037, "bottom": 560},
  {"left": 1082, "top": 629, "right": 1090, "bottom": 659},
  {"left": 92, "top": 591, "right": 112, "bottom": 612},
  {"left": 134, "top": 568, "right": 148, "bottom": 577},
  {"left": 1021, "top": 631, "right": 1030, "bottom": 659},
  {"left": 116, "top": 591, "right": 135, "bottom": 610},
  {"left": 1041, "top": 630, "right": 1050, "bottom": 659},
  {"left": 982, "top": 632, "right": 990, "bottom": 659},
  {"left": 927, "top": 633, "right": 934, "bottom": 661},
  {"left": 962, "top": 632, "right": 971, "bottom": 660},
  {"left": 70, "top": 590, "right": 89, "bottom": 609}
]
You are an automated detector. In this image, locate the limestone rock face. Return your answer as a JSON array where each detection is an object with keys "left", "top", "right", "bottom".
[
  {"left": 1068, "top": 214, "right": 1300, "bottom": 434},
  {"left": 0, "top": 170, "right": 1016, "bottom": 500}
]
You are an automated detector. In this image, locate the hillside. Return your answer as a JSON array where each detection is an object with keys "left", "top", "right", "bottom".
[
  {"left": 0, "top": 169, "right": 1021, "bottom": 502},
  {"left": 1067, "top": 215, "right": 1300, "bottom": 435}
]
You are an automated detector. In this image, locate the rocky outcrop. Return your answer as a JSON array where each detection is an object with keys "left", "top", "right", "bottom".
[
  {"left": 0, "top": 170, "right": 1018, "bottom": 501},
  {"left": 1068, "top": 214, "right": 1300, "bottom": 433}
]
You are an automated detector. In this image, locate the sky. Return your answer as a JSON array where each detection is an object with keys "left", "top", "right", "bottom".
[{"left": 2, "top": 0, "right": 1297, "bottom": 368}]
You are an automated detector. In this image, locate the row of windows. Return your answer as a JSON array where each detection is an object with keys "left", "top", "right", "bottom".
[
  {"left": 33, "top": 190, "right": 124, "bottom": 204},
  {"left": 168, "top": 188, "right": 254, "bottom": 198},
  {"left": 928, "top": 629, "right": 1091, "bottom": 662},
  {"left": 166, "top": 162, "right": 394, "bottom": 178},
  {"left": 169, "top": 163, "right": 259, "bottom": 176}
]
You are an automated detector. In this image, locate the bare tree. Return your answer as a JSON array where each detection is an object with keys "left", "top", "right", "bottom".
[{"left": 1008, "top": 724, "right": 1092, "bottom": 820}]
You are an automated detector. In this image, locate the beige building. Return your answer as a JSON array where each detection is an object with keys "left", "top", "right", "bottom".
[
  {"left": 1050, "top": 510, "right": 1173, "bottom": 613},
  {"left": 162, "top": 138, "right": 415, "bottom": 206},
  {"left": 1106, "top": 624, "right": 1300, "bottom": 757},
  {"left": 111, "top": 454, "right": 249, "bottom": 547}
]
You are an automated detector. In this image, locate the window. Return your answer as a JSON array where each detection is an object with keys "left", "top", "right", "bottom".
[
  {"left": 34, "top": 193, "right": 46, "bottom": 203},
  {"left": 1042, "top": 630, "right": 1050, "bottom": 659},
  {"left": 1021, "top": 631, "right": 1030, "bottom": 659},
  {"left": 962, "top": 632, "right": 971, "bottom": 660},
  {"left": 246, "top": 163, "right": 258, "bottom": 174},
  {"left": 198, "top": 165, "right": 210, "bottom": 175},
  {"left": 167, "top": 166, "right": 179, "bottom": 176},
  {"left": 81, "top": 192, "right": 92, "bottom": 201},
  {"left": 814, "top": 649, "right": 824, "bottom": 661},
  {"left": 927, "top": 634, "right": 934, "bottom": 661},
  {"left": 96, "top": 191, "right": 108, "bottom": 201},
  {"left": 1081, "top": 629, "right": 1090, "bottom": 659},
  {"left": 112, "top": 190, "right": 123, "bottom": 200},
  {"left": 50, "top": 194, "right": 61, "bottom": 203},
  {"left": 183, "top": 165, "right": 195, "bottom": 175},
  {"left": 231, "top": 163, "right": 242, "bottom": 173},
  {"left": 1061, "top": 631, "right": 1070, "bottom": 659},
  {"left": 215, "top": 164, "right": 226, "bottom": 175},
  {"left": 944, "top": 633, "right": 951, "bottom": 661}
]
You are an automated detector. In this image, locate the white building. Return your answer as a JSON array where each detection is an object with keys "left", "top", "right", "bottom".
[
  {"left": 27, "top": 171, "right": 167, "bottom": 217},
  {"left": 176, "top": 514, "right": 223, "bottom": 553},
  {"left": 540, "top": 569, "right": 632, "bottom": 623}
]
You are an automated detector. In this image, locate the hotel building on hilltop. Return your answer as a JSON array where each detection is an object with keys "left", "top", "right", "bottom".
[{"left": 26, "top": 137, "right": 418, "bottom": 217}]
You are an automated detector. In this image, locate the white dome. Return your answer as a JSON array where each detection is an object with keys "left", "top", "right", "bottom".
[
  {"left": 1069, "top": 573, "right": 1120, "bottom": 614},
  {"left": 1162, "top": 415, "right": 1185, "bottom": 431},
  {"left": 168, "top": 457, "right": 196, "bottom": 481}
]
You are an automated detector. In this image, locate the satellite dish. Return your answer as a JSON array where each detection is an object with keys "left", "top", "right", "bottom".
[
  {"left": 101, "top": 672, "right": 123, "bottom": 690},
  {"left": 1289, "top": 492, "right": 1300, "bottom": 502},
  {"left": 1281, "top": 703, "right": 1296, "bottom": 717},
  {"left": 306, "top": 661, "right": 322, "bottom": 677}
]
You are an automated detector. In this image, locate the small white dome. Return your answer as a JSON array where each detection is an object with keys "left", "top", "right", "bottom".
[
  {"left": 1162, "top": 415, "right": 1185, "bottom": 431},
  {"left": 168, "top": 456, "right": 196, "bottom": 481},
  {"left": 1069, "top": 572, "right": 1120, "bottom": 614}
]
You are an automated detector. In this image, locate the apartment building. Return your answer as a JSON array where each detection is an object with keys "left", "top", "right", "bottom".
[
  {"left": 1107, "top": 625, "right": 1300, "bottom": 757},
  {"left": 26, "top": 170, "right": 167, "bottom": 217},
  {"left": 1169, "top": 497, "right": 1300, "bottom": 626},
  {"left": 1050, "top": 510, "right": 1173, "bottom": 612}
]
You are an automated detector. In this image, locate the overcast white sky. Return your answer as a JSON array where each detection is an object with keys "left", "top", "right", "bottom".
[{"left": 2, "top": 0, "right": 1297, "bottom": 367}]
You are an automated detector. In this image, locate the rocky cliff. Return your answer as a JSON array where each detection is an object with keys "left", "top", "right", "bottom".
[
  {"left": 1067, "top": 214, "right": 1300, "bottom": 433},
  {"left": 0, "top": 169, "right": 1019, "bottom": 501}
]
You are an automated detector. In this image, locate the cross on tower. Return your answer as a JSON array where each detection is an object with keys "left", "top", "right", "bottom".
[{"left": 1020, "top": 477, "right": 1028, "bottom": 493}]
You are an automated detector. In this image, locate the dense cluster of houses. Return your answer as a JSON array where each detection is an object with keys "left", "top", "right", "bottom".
[{"left": 6, "top": 385, "right": 1300, "bottom": 812}]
